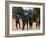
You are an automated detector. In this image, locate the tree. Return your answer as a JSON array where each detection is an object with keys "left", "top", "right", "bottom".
[
  {"left": 33, "top": 8, "right": 40, "bottom": 17},
  {"left": 15, "top": 7, "right": 24, "bottom": 15},
  {"left": 33, "top": 8, "right": 40, "bottom": 21},
  {"left": 12, "top": 7, "right": 24, "bottom": 18}
]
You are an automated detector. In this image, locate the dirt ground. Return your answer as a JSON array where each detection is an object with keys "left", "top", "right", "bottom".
[{"left": 12, "top": 18, "right": 40, "bottom": 31}]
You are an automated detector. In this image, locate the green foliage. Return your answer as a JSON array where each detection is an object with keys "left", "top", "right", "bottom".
[
  {"left": 33, "top": 8, "right": 40, "bottom": 18},
  {"left": 12, "top": 7, "right": 40, "bottom": 20},
  {"left": 12, "top": 7, "right": 24, "bottom": 18},
  {"left": 15, "top": 7, "right": 24, "bottom": 15}
]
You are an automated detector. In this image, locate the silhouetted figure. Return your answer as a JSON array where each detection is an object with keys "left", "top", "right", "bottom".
[
  {"left": 15, "top": 15, "right": 21, "bottom": 29},
  {"left": 36, "top": 17, "right": 40, "bottom": 29},
  {"left": 22, "top": 16, "right": 28, "bottom": 30},
  {"left": 22, "top": 12, "right": 29, "bottom": 30},
  {"left": 28, "top": 10, "right": 33, "bottom": 29},
  {"left": 28, "top": 15, "right": 33, "bottom": 29}
]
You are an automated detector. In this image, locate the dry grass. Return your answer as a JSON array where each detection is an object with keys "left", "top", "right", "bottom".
[{"left": 12, "top": 18, "right": 40, "bottom": 31}]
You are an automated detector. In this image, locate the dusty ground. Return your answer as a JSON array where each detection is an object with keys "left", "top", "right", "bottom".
[{"left": 12, "top": 18, "right": 40, "bottom": 31}]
